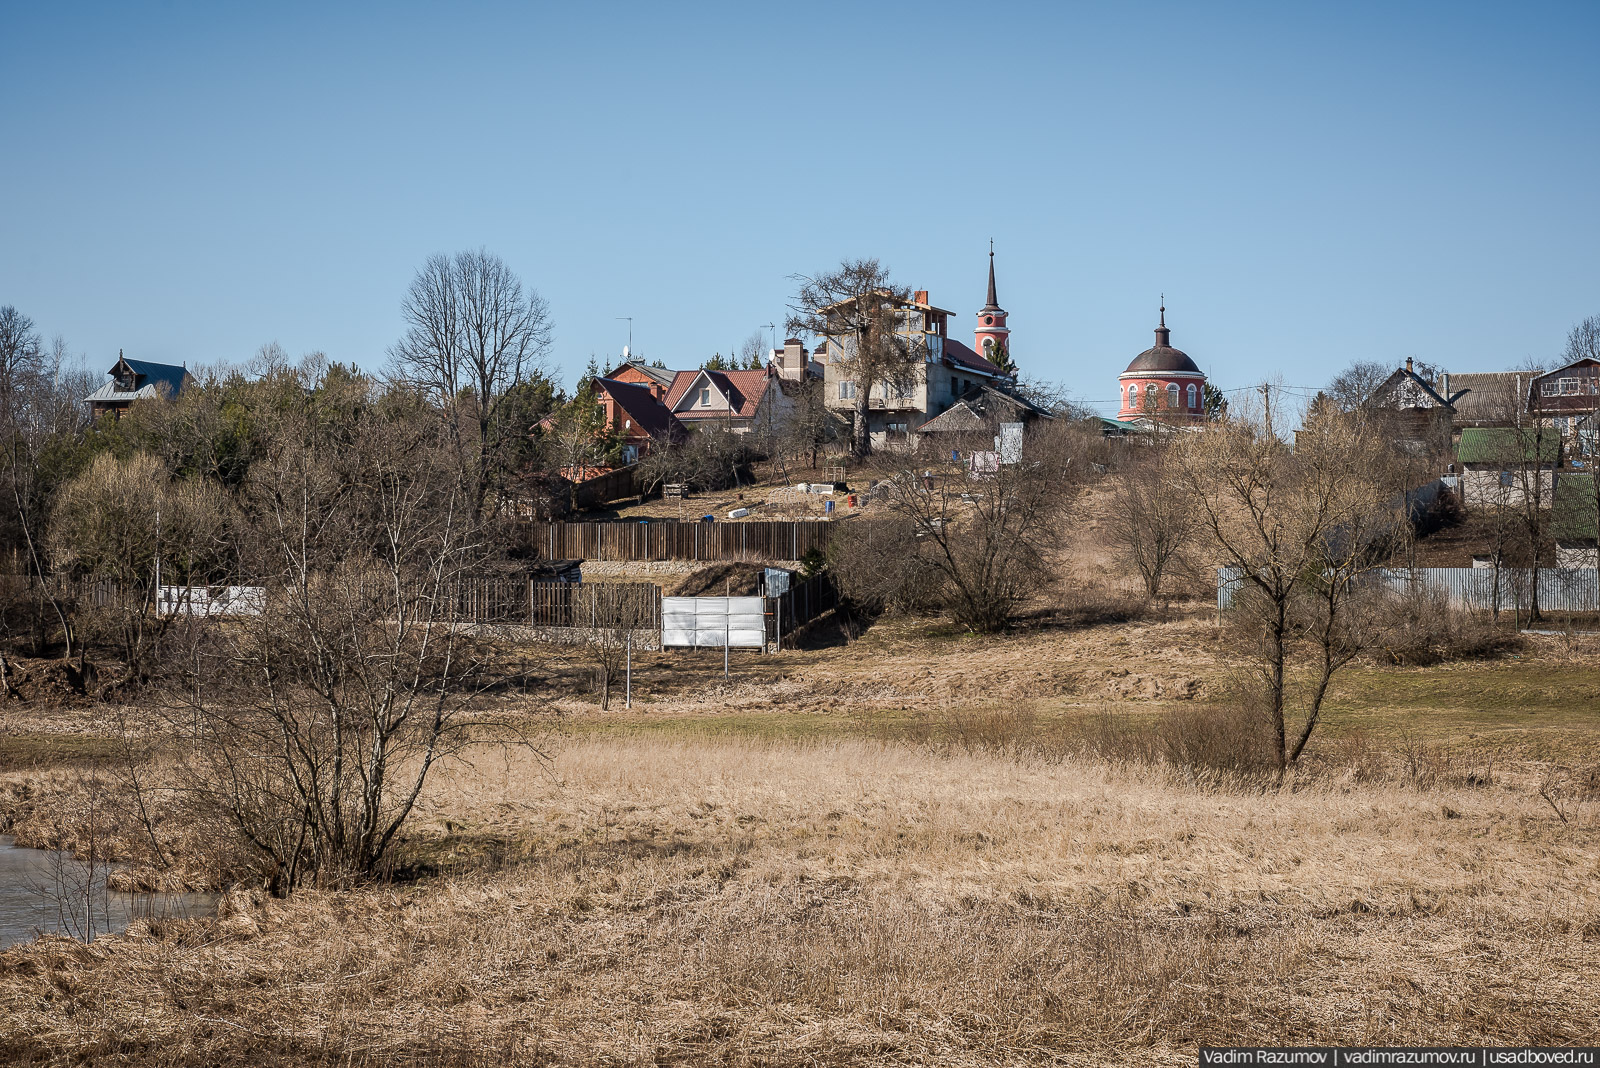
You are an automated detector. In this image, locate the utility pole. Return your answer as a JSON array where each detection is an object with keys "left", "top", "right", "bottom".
[{"left": 1260, "top": 383, "right": 1273, "bottom": 440}]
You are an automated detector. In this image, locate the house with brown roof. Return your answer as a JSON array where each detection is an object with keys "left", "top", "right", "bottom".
[
  {"left": 662, "top": 366, "right": 788, "bottom": 434},
  {"left": 604, "top": 355, "right": 677, "bottom": 399},
  {"left": 1528, "top": 358, "right": 1600, "bottom": 439},
  {"left": 593, "top": 377, "right": 687, "bottom": 464}
]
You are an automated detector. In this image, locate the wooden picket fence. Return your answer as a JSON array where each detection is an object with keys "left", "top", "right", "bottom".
[
  {"left": 528, "top": 582, "right": 661, "bottom": 629},
  {"left": 530, "top": 520, "right": 834, "bottom": 563},
  {"left": 437, "top": 577, "right": 662, "bottom": 629}
]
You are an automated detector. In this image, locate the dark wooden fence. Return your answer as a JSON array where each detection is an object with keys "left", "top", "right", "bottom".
[
  {"left": 570, "top": 465, "right": 642, "bottom": 509},
  {"left": 529, "top": 582, "right": 661, "bottom": 629},
  {"left": 769, "top": 573, "right": 840, "bottom": 639},
  {"left": 530, "top": 520, "right": 835, "bottom": 563}
]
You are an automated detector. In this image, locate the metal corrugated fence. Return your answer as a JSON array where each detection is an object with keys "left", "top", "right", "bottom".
[{"left": 1217, "top": 566, "right": 1600, "bottom": 613}]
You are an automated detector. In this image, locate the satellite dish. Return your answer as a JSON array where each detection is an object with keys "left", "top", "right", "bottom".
[{"left": 622, "top": 345, "right": 631, "bottom": 360}]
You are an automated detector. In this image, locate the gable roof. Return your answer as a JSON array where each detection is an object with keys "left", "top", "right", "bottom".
[
  {"left": 1455, "top": 426, "right": 1560, "bottom": 465},
  {"left": 1368, "top": 366, "right": 1453, "bottom": 410},
  {"left": 664, "top": 367, "right": 775, "bottom": 420},
  {"left": 605, "top": 358, "right": 676, "bottom": 390},
  {"left": 918, "top": 383, "right": 1051, "bottom": 434},
  {"left": 594, "top": 378, "right": 686, "bottom": 440},
  {"left": 84, "top": 355, "right": 193, "bottom": 406}
]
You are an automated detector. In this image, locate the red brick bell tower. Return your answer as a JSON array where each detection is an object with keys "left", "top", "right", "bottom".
[{"left": 974, "top": 243, "right": 1011, "bottom": 371}]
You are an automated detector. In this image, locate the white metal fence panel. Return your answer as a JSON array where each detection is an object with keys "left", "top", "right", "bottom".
[
  {"left": 1217, "top": 566, "right": 1600, "bottom": 613},
  {"left": 661, "top": 595, "right": 766, "bottom": 648}
]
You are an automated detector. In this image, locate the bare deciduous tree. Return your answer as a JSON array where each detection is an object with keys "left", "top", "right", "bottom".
[
  {"left": 1107, "top": 446, "right": 1196, "bottom": 601},
  {"left": 1178, "top": 399, "right": 1408, "bottom": 776},
  {"left": 1562, "top": 314, "right": 1600, "bottom": 365},
  {"left": 173, "top": 385, "right": 524, "bottom": 893},
  {"left": 391, "top": 250, "right": 553, "bottom": 516},
  {"left": 838, "top": 418, "right": 1084, "bottom": 631},
  {"left": 786, "top": 259, "right": 918, "bottom": 458}
]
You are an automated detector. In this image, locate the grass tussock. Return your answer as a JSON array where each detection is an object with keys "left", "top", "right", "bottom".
[{"left": 2, "top": 733, "right": 1596, "bottom": 1065}]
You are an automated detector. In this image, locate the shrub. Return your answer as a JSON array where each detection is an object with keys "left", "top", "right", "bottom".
[{"left": 1375, "top": 586, "right": 1521, "bottom": 666}]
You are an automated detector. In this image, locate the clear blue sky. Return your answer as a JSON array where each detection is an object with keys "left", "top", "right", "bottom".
[{"left": 3, "top": 1, "right": 1596, "bottom": 413}]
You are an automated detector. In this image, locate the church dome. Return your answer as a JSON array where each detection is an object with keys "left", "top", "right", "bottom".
[
  {"left": 1124, "top": 344, "right": 1201, "bottom": 376},
  {"left": 1121, "top": 307, "right": 1202, "bottom": 376}
]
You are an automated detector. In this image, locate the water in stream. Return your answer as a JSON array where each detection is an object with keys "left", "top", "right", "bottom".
[{"left": 0, "top": 835, "right": 215, "bottom": 949}]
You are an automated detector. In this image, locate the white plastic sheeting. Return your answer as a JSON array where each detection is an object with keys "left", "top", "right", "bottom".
[
  {"left": 661, "top": 596, "right": 765, "bottom": 648},
  {"left": 158, "top": 586, "right": 266, "bottom": 617}
]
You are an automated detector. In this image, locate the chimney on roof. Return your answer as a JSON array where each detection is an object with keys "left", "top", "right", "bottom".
[
  {"left": 913, "top": 290, "right": 928, "bottom": 306},
  {"left": 1406, "top": 357, "right": 1414, "bottom": 374}
]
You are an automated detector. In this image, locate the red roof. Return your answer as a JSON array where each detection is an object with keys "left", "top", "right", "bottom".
[
  {"left": 942, "top": 337, "right": 1002, "bottom": 376},
  {"left": 594, "top": 378, "right": 687, "bottom": 440},
  {"left": 664, "top": 367, "right": 776, "bottom": 420}
]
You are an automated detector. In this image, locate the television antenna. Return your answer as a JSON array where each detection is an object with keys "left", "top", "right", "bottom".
[
  {"left": 616, "top": 317, "right": 633, "bottom": 357},
  {"left": 762, "top": 322, "right": 777, "bottom": 352}
]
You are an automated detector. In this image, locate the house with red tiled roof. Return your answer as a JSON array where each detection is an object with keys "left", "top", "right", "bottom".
[
  {"left": 662, "top": 366, "right": 788, "bottom": 434},
  {"left": 593, "top": 377, "right": 687, "bottom": 464}
]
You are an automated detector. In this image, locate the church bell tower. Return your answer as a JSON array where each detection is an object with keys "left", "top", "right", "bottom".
[{"left": 974, "top": 243, "right": 1010, "bottom": 370}]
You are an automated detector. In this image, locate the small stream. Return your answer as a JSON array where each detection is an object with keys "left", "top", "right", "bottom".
[{"left": 0, "top": 835, "right": 216, "bottom": 949}]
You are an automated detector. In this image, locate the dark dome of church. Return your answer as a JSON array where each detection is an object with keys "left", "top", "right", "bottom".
[{"left": 1124, "top": 344, "right": 1201, "bottom": 376}]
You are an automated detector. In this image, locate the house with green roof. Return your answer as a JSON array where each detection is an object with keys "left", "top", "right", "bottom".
[
  {"left": 1551, "top": 471, "right": 1600, "bottom": 568},
  {"left": 1454, "top": 426, "right": 1561, "bottom": 510}
]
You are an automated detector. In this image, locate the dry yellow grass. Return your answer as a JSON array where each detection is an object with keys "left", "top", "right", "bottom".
[{"left": 2, "top": 731, "right": 1596, "bottom": 1065}]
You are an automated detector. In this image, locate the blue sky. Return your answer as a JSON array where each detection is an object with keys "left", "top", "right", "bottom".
[{"left": 3, "top": 1, "right": 1596, "bottom": 413}]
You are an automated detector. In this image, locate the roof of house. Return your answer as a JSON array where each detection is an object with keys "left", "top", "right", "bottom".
[
  {"left": 1368, "top": 366, "right": 1454, "bottom": 409},
  {"left": 1552, "top": 472, "right": 1599, "bottom": 540},
  {"left": 1455, "top": 426, "right": 1561, "bottom": 465},
  {"left": 594, "top": 378, "right": 686, "bottom": 440},
  {"left": 664, "top": 367, "right": 775, "bottom": 420},
  {"left": 605, "top": 358, "right": 676, "bottom": 390},
  {"left": 84, "top": 355, "right": 193, "bottom": 406},
  {"left": 1446, "top": 372, "right": 1527, "bottom": 423},
  {"left": 940, "top": 337, "right": 1003, "bottom": 376},
  {"left": 917, "top": 383, "right": 1051, "bottom": 434}
]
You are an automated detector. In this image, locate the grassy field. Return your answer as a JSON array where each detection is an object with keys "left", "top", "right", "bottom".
[{"left": 0, "top": 612, "right": 1596, "bottom": 1065}]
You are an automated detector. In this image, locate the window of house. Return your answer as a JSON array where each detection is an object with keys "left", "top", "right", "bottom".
[
  {"left": 699, "top": 387, "right": 711, "bottom": 406},
  {"left": 1167, "top": 383, "right": 1180, "bottom": 407},
  {"left": 1561, "top": 378, "right": 1580, "bottom": 395},
  {"left": 1187, "top": 383, "right": 1198, "bottom": 409},
  {"left": 1500, "top": 470, "right": 1513, "bottom": 487},
  {"left": 1542, "top": 382, "right": 1559, "bottom": 396},
  {"left": 886, "top": 421, "right": 908, "bottom": 441},
  {"left": 839, "top": 381, "right": 857, "bottom": 400}
]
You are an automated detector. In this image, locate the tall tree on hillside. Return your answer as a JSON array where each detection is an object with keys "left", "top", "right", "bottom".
[
  {"left": 1562, "top": 314, "right": 1600, "bottom": 364},
  {"left": 786, "top": 259, "right": 918, "bottom": 458},
  {"left": 390, "top": 249, "right": 553, "bottom": 517},
  {"left": 0, "top": 306, "right": 44, "bottom": 423}
]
